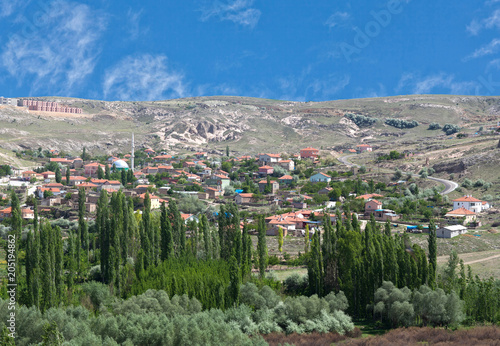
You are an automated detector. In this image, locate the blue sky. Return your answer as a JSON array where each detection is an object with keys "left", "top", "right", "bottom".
[{"left": 0, "top": 0, "right": 499, "bottom": 102}]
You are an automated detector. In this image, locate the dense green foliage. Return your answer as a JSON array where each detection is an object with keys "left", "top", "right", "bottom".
[
  {"left": 385, "top": 118, "right": 419, "bottom": 129},
  {"left": 344, "top": 113, "right": 377, "bottom": 127},
  {"left": 442, "top": 124, "right": 460, "bottom": 135}
]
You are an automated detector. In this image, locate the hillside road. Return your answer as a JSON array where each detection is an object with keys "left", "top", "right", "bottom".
[{"left": 338, "top": 154, "right": 458, "bottom": 195}]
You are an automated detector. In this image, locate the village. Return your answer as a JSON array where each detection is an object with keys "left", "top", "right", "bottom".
[{"left": 0, "top": 141, "right": 493, "bottom": 242}]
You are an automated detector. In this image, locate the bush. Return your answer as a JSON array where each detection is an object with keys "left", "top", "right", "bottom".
[
  {"left": 344, "top": 113, "right": 377, "bottom": 127},
  {"left": 385, "top": 118, "right": 419, "bottom": 129},
  {"left": 442, "top": 124, "right": 460, "bottom": 135},
  {"left": 428, "top": 122, "right": 441, "bottom": 130}
]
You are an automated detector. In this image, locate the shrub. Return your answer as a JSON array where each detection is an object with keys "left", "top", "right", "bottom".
[
  {"left": 344, "top": 113, "right": 377, "bottom": 127},
  {"left": 428, "top": 122, "right": 441, "bottom": 130},
  {"left": 385, "top": 118, "right": 419, "bottom": 129},
  {"left": 442, "top": 124, "right": 460, "bottom": 135}
]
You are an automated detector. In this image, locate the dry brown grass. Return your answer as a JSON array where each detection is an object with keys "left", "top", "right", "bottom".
[{"left": 343, "top": 326, "right": 500, "bottom": 346}]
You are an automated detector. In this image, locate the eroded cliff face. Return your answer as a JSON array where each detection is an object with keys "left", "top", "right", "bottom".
[{"left": 0, "top": 95, "right": 499, "bottom": 155}]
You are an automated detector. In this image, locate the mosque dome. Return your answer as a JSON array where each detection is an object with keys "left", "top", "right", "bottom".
[{"left": 113, "top": 160, "right": 129, "bottom": 170}]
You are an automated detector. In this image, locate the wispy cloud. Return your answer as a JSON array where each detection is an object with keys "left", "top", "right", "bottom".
[
  {"left": 467, "top": 9, "right": 500, "bottom": 35},
  {"left": 126, "top": 8, "right": 148, "bottom": 41},
  {"left": 325, "top": 11, "right": 350, "bottom": 29},
  {"left": 103, "top": 54, "right": 188, "bottom": 101},
  {"left": 200, "top": 0, "right": 261, "bottom": 28},
  {"left": 0, "top": 1, "right": 106, "bottom": 94},
  {"left": 397, "top": 73, "right": 478, "bottom": 95},
  {"left": 466, "top": 38, "right": 500, "bottom": 60},
  {"left": 0, "top": 0, "right": 25, "bottom": 18}
]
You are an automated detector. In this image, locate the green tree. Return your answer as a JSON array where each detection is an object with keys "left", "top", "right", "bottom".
[
  {"left": 257, "top": 215, "right": 268, "bottom": 278},
  {"left": 97, "top": 165, "right": 104, "bottom": 179},
  {"left": 65, "top": 167, "right": 70, "bottom": 185},
  {"left": 55, "top": 165, "right": 62, "bottom": 183},
  {"left": 226, "top": 145, "right": 230, "bottom": 157},
  {"left": 229, "top": 255, "right": 241, "bottom": 306},
  {"left": 160, "top": 201, "right": 173, "bottom": 261},
  {"left": 428, "top": 220, "right": 437, "bottom": 288},
  {"left": 105, "top": 164, "right": 111, "bottom": 179},
  {"left": 9, "top": 191, "right": 22, "bottom": 283},
  {"left": 304, "top": 224, "right": 310, "bottom": 253},
  {"left": 41, "top": 321, "right": 64, "bottom": 346}
]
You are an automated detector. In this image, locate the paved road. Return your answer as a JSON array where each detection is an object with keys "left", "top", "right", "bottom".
[{"left": 338, "top": 155, "right": 458, "bottom": 195}]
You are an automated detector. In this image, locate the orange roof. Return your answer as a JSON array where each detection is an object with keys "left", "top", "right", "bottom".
[
  {"left": 22, "top": 170, "right": 36, "bottom": 174},
  {"left": 356, "top": 144, "right": 371, "bottom": 147},
  {"left": 367, "top": 199, "right": 382, "bottom": 204},
  {"left": 140, "top": 193, "right": 159, "bottom": 200},
  {"left": 238, "top": 193, "right": 254, "bottom": 198},
  {"left": 356, "top": 193, "right": 383, "bottom": 200},
  {"left": 84, "top": 162, "right": 106, "bottom": 167},
  {"left": 70, "top": 176, "right": 86, "bottom": 181},
  {"left": 214, "top": 174, "right": 229, "bottom": 179},
  {"left": 44, "top": 183, "right": 64, "bottom": 188},
  {"left": 269, "top": 219, "right": 296, "bottom": 225},
  {"left": 279, "top": 175, "right": 293, "bottom": 180},
  {"left": 301, "top": 147, "right": 318, "bottom": 151},
  {"left": 136, "top": 185, "right": 153, "bottom": 188},
  {"left": 348, "top": 149, "right": 356, "bottom": 153},
  {"left": 79, "top": 182, "right": 97, "bottom": 188},
  {"left": 446, "top": 208, "right": 476, "bottom": 216},
  {"left": 453, "top": 196, "right": 482, "bottom": 202},
  {"left": 261, "top": 153, "right": 281, "bottom": 158},
  {"left": 259, "top": 165, "right": 273, "bottom": 169},
  {"left": 50, "top": 158, "right": 72, "bottom": 163},
  {"left": 181, "top": 213, "right": 193, "bottom": 220},
  {"left": 259, "top": 180, "right": 276, "bottom": 184}
]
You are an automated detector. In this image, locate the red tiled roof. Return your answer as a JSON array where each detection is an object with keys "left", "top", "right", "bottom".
[
  {"left": 446, "top": 208, "right": 476, "bottom": 216},
  {"left": 238, "top": 193, "right": 254, "bottom": 198},
  {"left": 279, "top": 175, "right": 293, "bottom": 180},
  {"left": 453, "top": 196, "right": 482, "bottom": 202}
]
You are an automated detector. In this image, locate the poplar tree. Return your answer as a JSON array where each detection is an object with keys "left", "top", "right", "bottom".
[
  {"left": 428, "top": 220, "right": 437, "bottom": 288},
  {"left": 141, "top": 192, "right": 152, "bottom": 268},
  {"left": 9, "top": 191, "right": 22, "bottom": 282},
  {"left": 54, "top": 226, "right": 63, "bottom": 304},
  {"left": 160, "top": 201, "right": 173, "bottom": 261},
  {"left": 97, "top": 166, "right": 104, "bottom": 179},
  {"left": 65, "top": 167, "right": 70, "bottom": 185},
  {"left": 105, "top": 164, "right": 110, "bottom": 180},
  {"left": 201, "top": 214, "right": 211, "bottom": 260},
  {"left": 97, "top": 190, "right": 110, "bottom": 283},
  {"left": 78, "top": 188, "right": 88, "bottom": 262},
  {"left": 55, "top": 165, "right": 62, "bottom": 184},
  {"left": 229, "top": 255, "right": 241, "bottom": 306},
  {"left": 66, "top": 231, "right": 75, "bottom": 293},
  {"left": 40, "top": 222, "right": 54, "bottom": 312},
  {"left": 308, "top": 228, "right": 323, "bottom": 296},
  {"left": 304, "top": 224, "right": 310, "bottom": 253},
  {"left": 257, "top": 215, "right": 267, "bottom": 278},
  {"left": 32, "top": 201, "right": 40, "bottom": 309}
]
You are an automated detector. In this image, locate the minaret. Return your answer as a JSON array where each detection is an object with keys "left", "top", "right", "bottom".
[{"left": 131, "top": 133, "right": 135, "bottom": 172}]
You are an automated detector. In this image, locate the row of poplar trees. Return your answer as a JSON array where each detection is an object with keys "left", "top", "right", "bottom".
[{"left": 307, "top": 210, "right": 438, "bottom": 318}]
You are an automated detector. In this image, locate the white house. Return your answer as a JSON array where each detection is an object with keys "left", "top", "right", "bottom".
[
  {"left": 309, "top": 172, "right": 331, "bottom": 183},
  {"left": 452, "top": 196, "right": 488, "bottom": 213},
  {"left": 437, "top": 225, "right": 468, "bottom": 238},
  {"left": 258, "top": 153, "right": 282, "bottom": 164}
]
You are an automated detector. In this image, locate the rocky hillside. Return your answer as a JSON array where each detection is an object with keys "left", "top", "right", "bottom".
[{"left": 0, "top": 95, "right": 499, "bottom": 155}]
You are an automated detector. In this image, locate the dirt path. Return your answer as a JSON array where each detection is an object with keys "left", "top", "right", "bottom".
[{"left": 463, "top": 254, "right": 500, "bottom": 265}]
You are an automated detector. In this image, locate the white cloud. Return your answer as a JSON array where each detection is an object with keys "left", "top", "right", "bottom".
[
  {"left": 200, "top": 0, "right": 261, "bottom": 28},
  {"left": 466, "top": 38, "right": 500, "bottom": 60},
  {"left": 127, "top": 8, "right": 148, "bottom": 41},
  {"left": 0, "top": 1, "right": 106, "bottom": 94},
  {"left": 103, "top": 54, "right": 188, "bottom": 101},
  {"left": 397, "top": 73, "right": 478, "bottom": 95},
  {"left": 467, "top": 9, "right": 500, "bottom": 35},
  {"left": 325, "top": 11, "right": 350, "bottom": 29},
  {"left": 0, "top": 0, "right": 25, "bottom": 18}
]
